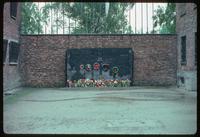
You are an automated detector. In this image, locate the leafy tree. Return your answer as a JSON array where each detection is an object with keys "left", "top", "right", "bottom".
[
  {"left": 21, "top": 2, "right": 45, "bottom": 34},
  {"left": 152, "top": 3, "right": 176, "bottom": 33},
  {"left": 42, "top": 2, "right": 134, "bottom": 34}
]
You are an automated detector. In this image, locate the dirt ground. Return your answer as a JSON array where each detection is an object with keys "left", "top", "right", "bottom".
[{"left": 3, "top": 87, "right": 197, "bottom": 134}]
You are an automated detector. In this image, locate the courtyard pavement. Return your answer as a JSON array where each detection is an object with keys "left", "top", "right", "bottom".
[{"left": 3, "top": 87, "right": 197, "bottom": 134}]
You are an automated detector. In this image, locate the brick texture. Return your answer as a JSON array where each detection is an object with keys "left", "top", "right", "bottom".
[
  {"left": 3, "top": 2, "right": 21, "bottom": 41},
  {"left": 176, "top": 3, "right": 197, "bottom": 90},
  {"left": 176, "top": 3, "right": 197, "bottom": 71},
  {"left": 3, "top": 2, "right": 21, "bottom": 91},
  {"left": 19, "top": 35, "right": 177, "bottom": 87}
]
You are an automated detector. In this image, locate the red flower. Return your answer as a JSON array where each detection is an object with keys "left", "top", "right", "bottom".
[{"left": 93, "top": 63, "right": 100, "bottom": 70}]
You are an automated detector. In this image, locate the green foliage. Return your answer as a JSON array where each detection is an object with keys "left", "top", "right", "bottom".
[
  {"left": 152, "top": 3, "right": 176, "bottom": 33},
  {"left": 42, "top": 2, "right": 134, "bottom": 34},
  {"left": 21, "top": 2, "right": 45, "bottom": 34}
]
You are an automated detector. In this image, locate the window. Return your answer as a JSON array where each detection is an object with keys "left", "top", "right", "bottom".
[
  {"left": 181, "top": 36, "right": 186, "bottom": 65},
  {"left": 179, "top": 3, "right": 186, "bottom": 17},
  {"left": 10, "top": 2, "right": 18, "bottom": 19},
  {"left": 3, "top": 39, "right": 8, "bottom": 63},
  {"left": 195, "top": 32, "right": 197, "bottom": 65},
  {"left": 9, "top": 42, "right": 20, "bottom": 63}
]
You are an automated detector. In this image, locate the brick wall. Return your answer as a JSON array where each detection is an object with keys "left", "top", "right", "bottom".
[
  {"left": 176, "top": 3, "right": 197, "bottom": 71},
  {"left": 176, "top": 3, "right": 197, "bottom": 90},
  {"left": 19, "top": 35, "right": 177, "bottom": 87},
  {"left": 3, "top": 2, "right": 21, "bottom": 41},
  {"left": 3, "top": 2, "right": 21, "bottom": 91}
]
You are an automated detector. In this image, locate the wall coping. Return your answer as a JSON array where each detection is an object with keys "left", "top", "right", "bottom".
[{"left": 20, "top": 34, "right": 177, "bottom": 36}]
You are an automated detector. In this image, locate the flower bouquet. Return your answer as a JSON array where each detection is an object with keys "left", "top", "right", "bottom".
[{"left": 67, "top": 79, "right": 131, "bottom": 88}]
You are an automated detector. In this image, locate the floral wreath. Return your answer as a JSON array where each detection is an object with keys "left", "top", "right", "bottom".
[
  {"left": 85, "top": 64, "right": 92, "bottom": 71},
  {"left": 112, "top": 66, "right": 119, "bottom": 74},
  {"left": 93, "top": 62, "right": 100, "bottom": 70},
  {"left": 80, "top": 64, "right": 84, "bottom": 70}
]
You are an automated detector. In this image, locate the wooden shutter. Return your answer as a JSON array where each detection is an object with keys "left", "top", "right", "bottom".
[
  {"left": 181, "top": 36, "right": 186, "bottom": 65},
  {"left": 9, "top": 42, "right": 20, "bottom": 63}
]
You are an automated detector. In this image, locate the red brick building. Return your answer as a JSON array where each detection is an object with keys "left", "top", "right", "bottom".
[
  {"left": 3, "top": 2, "right": 21, "bottom": 91},
  {"left": 176, "top": 3, "right": 197, "bottom": 91}
]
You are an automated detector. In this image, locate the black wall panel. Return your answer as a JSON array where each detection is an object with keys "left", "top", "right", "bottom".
[{"left": 66, "top": 48, "right": 133, "bottom": 83}]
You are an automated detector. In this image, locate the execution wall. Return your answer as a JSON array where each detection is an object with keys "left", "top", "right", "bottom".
[{"left": 19, "top": 34, "right": 177, "bottom": 87}]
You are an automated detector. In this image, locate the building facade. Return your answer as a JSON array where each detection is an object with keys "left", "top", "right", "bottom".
[
  {"left": 176, "top": 3, "right": 197, "bottom": 91},
  {"left": 3, "top": 2, "right": 21, "bottom": 91}
]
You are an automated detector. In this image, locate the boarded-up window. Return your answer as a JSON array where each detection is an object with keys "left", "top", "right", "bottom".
[
  {"left": 9, "top": 42, "right": 20, "bottom": 63},
  {"left": 181, "top": 36, "right": 186, "bottom": 65},
  {"left": 10, "top": 2, "right": 18, "bottom": 19},
  {"left": 3, "top": 39, "right": 8, "bottom": 63}
]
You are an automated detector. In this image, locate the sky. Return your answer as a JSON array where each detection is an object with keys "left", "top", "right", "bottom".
[
  {"left": 125, "top": 3, "right": 167, "bottom": 33},
  {"left": 37, "top": 2, "right": 167, "bottom": 34}
]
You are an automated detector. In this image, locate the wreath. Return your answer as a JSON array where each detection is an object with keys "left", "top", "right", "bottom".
[
  {"left": 102, "top": 64, "right": 110, "bottom": 72},
  {"left": 112, "top": 66, "right": 119, "bottom": 74},
  {"left": 93, "top": 62, "right": 100, "bottom": 70},
  {"left": 80, "top": 64, "right": 84, "bottom": 70},
  {"left": 85, "top": 64, "right": 92, "bottom": 71}
]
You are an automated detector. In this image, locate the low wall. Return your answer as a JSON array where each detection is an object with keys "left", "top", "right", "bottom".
[{"left": 19, "top": 34, "right": 177, "bottom": 87}]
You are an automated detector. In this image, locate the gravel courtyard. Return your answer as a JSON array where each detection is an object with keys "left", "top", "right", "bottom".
[{"left": 3, "top": 87, "right": 196, "bottom": 134}]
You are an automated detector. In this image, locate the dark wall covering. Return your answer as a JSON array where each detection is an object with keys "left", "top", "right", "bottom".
[
  {"left": 19, "top": 35, "right": 177, "bottom": 87},
  {"left": 66, "top": 48, "right": 133, "bottom": 82}
]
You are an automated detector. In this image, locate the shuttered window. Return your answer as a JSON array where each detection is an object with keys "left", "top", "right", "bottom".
[
  {"left": 10, "top": 2, "right": 18, "bottom": 19},
  {"left": 181, "top": 36, "right": 186, "bottom": 65},
  {"left": 3, "top": 39, "right": 8, "bottom": 63},
  {"left": 9, "top": 42, "right": 20, "bottom": 63}
]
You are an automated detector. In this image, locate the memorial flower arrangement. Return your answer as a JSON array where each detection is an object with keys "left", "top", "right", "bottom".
[
  {"left": 67, "top": 79, "right": 131, "bottom": 88},
  {"left": 93, "top": 62, "right": 100, "bottom": 70},
  {"left": 85, "top": 64, "right": 92, "bottom": 71}
]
